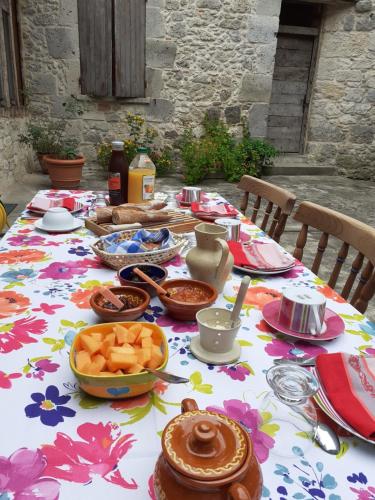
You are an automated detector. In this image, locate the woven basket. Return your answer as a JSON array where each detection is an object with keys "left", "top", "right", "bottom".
[{"left": 91, "top": 230, "right": 188, "bottom": 270}]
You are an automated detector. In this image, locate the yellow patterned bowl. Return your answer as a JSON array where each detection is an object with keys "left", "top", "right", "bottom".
[{"left": 69, "top": 321, "right": 168, "bottom": 399}]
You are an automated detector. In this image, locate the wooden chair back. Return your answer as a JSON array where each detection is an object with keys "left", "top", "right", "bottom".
[
  {"left": 293, "top": 201, "right": 375, "bottom": 313},
  {"left": 237, "top": 175, "right": 296, "bottom": 243}
]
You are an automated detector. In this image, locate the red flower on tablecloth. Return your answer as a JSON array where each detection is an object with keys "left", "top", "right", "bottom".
[
  {"left": 256, "top": 319, "right": 274, "bottom": 332},
  {"left": 207, "top": 399, "right": 275, "bottom": 464},
  {"left": 39, "top": 258, "right": 99, "bottom": 280},
  {"left": 0, "top": 249, "right": 47, "bottom": 264},
  {"left": 149, "top": 474, "right": 156, "bottom": 500},
  {"left": 0, "top": 316, "right": 48, "bottom": 354},
  {"left": 316, "top": 285, "right": 346, "bottom": 303},
  {"left": 70, "top": 287, "right": 100, "bottom": 309},
  {"left": 32, "top": 303, "right": 65, "bottom": 315},
  {"left": 264, "top": 338, "right": 327, "bottom": 359},
  {"left": 40, "top": 422, "right": 137, "bottom": 490},
  {"left": 0, "top": 291, "right": 30, "bottom": 318},
  {"left": 0, "top": 370, "right": 22, "bottom": 388},
  {"left": 239, "top": 286, "right": 282, "bottom": 309},
  {"left": 0, "top": 448, "right": 60, "bottom": 500}
]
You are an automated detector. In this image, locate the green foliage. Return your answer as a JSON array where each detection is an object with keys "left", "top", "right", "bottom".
[
  {"left": 97, "top": 112, "right": 174, "bottom": 176},
  {"left": 18, "top": 96, "right": 85, "bottom": 160},
  {"left": 179, "top": 115, "right": 278, "bottom": 185}
]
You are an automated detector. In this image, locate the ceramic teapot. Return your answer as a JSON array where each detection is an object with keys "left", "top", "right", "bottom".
[
  {"left": 154, "top": 398, "right": 262, "bottom": 500},
  {"left": 186, "top": 223, "right": 234, "bottom": 293}
]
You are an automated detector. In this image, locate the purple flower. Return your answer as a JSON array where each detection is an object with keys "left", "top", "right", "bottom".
[
  {"left": 163, "top": 255, "right": 184, "bottom": 267},
  {"left": 280, "top": 264, "right": 304, "bottom": 279},
  {"left": 68, "top": 246, "right": 91, "bottom": 256},
  {"left": 7, "top": 235, "right": 46, "bottom": 247},
  {"left": 39, "top": 260, "right": 95, "bottom": 279},
  {"left": 207, "top": 399, "right": 275, "bottom": 463},
  {"left": 264, "top": 338, "right": 327, "bottom": 359},
  {"left": 156, "top": 314, "right": 199, "bottom": 333},
  {"left": 35, "top": 359, "right": 60, "bottom": 373},
  {"left": 218, "top": 364, "right": 251, "bottom": 381},
  {"left": 25, "top": 385, "right": 76, "bottom": 426},
  {"left": 0, "top": 448, "right": 60, "bottom": 499},
  {"left": 142, "top": 305, "right": 163, "bottom": 322}
]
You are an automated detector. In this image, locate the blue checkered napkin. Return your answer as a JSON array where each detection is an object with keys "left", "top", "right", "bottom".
[{"left": 100, "top": 228, "right": 174, "bottom": 254}]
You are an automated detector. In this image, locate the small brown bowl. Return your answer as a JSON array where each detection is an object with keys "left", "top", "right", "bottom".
[
  {"left": 158, "top": 279, "right": 218, "bottom": 321},
  {"left": 118, "top": 263, "right": 168, "bottom": 298},
  {"left": 90, "top": 286, "right": 150, "bottom": 322}
]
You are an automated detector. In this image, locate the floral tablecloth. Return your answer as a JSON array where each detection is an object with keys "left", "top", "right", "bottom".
[{"left": 0, "top": 190, "right": 374, "bottom": 500}]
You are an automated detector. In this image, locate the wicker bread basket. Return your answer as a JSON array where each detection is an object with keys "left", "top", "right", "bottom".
[{"left": 91, "top": 230, "right": 187, "bottom": 270}]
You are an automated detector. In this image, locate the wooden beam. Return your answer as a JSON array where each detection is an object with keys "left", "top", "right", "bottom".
[{"left": 279, "top": 25, "right": 319, "bottom": 36}]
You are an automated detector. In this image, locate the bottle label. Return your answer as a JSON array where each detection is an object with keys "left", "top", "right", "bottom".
[
  {"left": 108, "top": 173, "right": 122, "bottom": 205},
  {"left": 143, "top": 175, "right": 155, "bottom": 200}
]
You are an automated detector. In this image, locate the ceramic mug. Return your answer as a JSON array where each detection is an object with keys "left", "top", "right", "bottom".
[
  {"left": 278, "top": 286, "right": 326, "bottom": 335},
  {"left": 196, "top": 307, "right": 241, "bottom": 353}
]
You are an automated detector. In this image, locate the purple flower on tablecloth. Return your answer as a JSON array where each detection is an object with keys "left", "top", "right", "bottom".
[
  {"left": 38, "top": 258, "right": 99, "bottom": 279},
  {"left": 264, "top": 338, "right": 327, "bottom": 359},
  {"left": 156, "top": 314, "right": 199, "bottom": 333},
  {"left": 280, "top": 264, "right": 305, "bottom": 279},
  {"left": 25, "top": 385, "right": 76, "bottom": 426},
  {"left": 218, "top": 364, "right": 251, "bottom": 381},
  {"left": 0, "top": 448, "right": 60, "bottom": 499},
  {"left": 142, "top": 305, "right": 163, "bottom": 322},
  {"left": 163, "top": 254, "right": 184, "bottom": 267},
  {"left": 7, "top": 234, "right": 47, "bottom": 246},
  {"left": 68, "top": 246, "right": 92, "bottom": 256},
  {"left": 25, "top": 359, "right": 60, "bottom": 381},
  {"left": 0, "top": 268, "right": 37, "bottom": 283},
  {"left": 207, "top": 399, "right": 274, "bottom": 463}
]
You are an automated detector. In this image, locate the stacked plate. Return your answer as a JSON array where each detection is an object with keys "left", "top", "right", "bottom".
[
  {"left": 26, "top": 195, "right": 83, "bottom": 215},
  {"left": 190, "top": 202, "right": 238, "bottom": 221}
]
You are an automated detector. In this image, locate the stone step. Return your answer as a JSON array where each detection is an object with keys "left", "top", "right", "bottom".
[{"left": 264, "top": 163, "right": 337, "bottom": 176}]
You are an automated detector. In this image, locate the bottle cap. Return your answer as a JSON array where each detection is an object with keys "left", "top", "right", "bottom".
[
  {"left": 137, "top": 146, "right": 148, "bottom": 154},
  {"left": 112, "top": 141, "right": 124, "bottom": 151}
]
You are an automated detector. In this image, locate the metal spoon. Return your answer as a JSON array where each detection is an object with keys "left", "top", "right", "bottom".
[
  {"left": 144, "top": 367, "right": 189, "bottom": 384},
  {"left": 274, "top": 357, "right": 316, "bottom": 367},
  {"left": 294, "top": 407, "right": 341, "bottom": 455}
]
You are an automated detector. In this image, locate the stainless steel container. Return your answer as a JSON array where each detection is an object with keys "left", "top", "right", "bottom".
[
  {"left": 181, "top": 187, "right": 202, "bottom": 204},
  {"left": 214, "top": 218, "right": 241, "bottom": 242}
]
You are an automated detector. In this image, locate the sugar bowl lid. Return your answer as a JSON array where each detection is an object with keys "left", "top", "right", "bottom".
[{"left": 162, "top": 402, "right": 249, "bottom": 481}]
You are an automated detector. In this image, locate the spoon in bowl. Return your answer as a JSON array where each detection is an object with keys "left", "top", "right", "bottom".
[
  {"left": 144, "top": 367, "right": 189, "bottom": 384},
  {"left": 230, "top": 276, "right": 251, "bottom": 327},
  {"left": 133, "top": 267, "right": 170, "bottom": 297}
]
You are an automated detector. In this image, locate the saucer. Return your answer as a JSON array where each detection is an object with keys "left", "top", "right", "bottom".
[
  {"left": 233, "top": 263, "right": 295, "bottom": 276},
  {"left": 34, "top": 219, "right": 83, "bottom": 233},
  {"left": 262, "top": 300, "right": 345, "bottom": 342},
  {"left": 190, "top": 336, "right": 241, "bottom": 365}
]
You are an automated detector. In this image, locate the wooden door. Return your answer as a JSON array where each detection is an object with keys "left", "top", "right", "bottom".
[{"left": 267, "top": 34, "right": 315, "bottom": 153}]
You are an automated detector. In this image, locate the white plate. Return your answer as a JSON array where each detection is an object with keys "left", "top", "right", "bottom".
[
  {"left": 34, "top": 219, "right": 83, "bottom": 233},
  {"left": 233, "top": 263, "right": 295, "bottom": 276},
  {"left": 313, "top": 369, "right": 375, "bottom": 445}
]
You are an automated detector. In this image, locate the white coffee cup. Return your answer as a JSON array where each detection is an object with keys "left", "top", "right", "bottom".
[
  {"left": 196, "top": 307, "right": 241, "bottom": 353},
  {"left": 279, "top": 286, "right": 326, "bottom": 335},
  {"left": 42, "top": 207, "right": 75, "bottom": 230}
]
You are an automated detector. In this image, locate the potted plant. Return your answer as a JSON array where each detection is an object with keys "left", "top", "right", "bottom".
[
  {"left": 44, "top": 138, "right": 85, "bottom": 189},
  {"left": 18, "top": 121, "right": 63, "bottom": 174}
]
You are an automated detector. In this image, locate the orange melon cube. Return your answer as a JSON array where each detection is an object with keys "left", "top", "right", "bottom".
[
  {"left": 76, "top": 350, "right": 91, "bottom": 372},
  {"left": 90, "top": 332, "right": 104, "bottom": 342},
  {"left": 140, "top": 327, "right": 153, "bottom": 338},
  {"left": 80, "top": 335, "right": 101, "bottom": 355},
  {"left": 127, "top": 363, "right": 145, "bottom": 374},
  {"left": 137, "top": 347, "right": 152, "bottom": 365},
  {"left": 141, "top": 337, "right": 153, "bottom": 348},
  {"left": 146, "top": 345, "right": 164, "bottom": 370},
  {"left": 114, "top": 325, "right": 131, "bottom": 345},
  {"left": 115, "top": 369, "right": 124, "bottom": 375},
  {"left": 98, "top": 371, "right": 116, "bottom": 376},
  {"left": 108, "top": 352, "right": 138, "bottom": 371},
  {"left": 85, "top": 363, "right": 101, "bottom": 375},
  {"left": 109, "top": 346, "right": 135, "bottom": 355},
  {"left": 92, "top": 354, "right": 107, "bottom": 372}
]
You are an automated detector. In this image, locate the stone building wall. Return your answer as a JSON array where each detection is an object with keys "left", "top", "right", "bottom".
[
  {"left": 307, "top": 0, "right": 375, "bottom": 180},
  {"left": 0, "top": 115, "right": 29, "bottom": 191}
]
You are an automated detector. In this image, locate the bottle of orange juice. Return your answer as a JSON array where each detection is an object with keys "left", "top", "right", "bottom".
[{"left": 128, "top": 147, "right": 156, "bottom": 203}]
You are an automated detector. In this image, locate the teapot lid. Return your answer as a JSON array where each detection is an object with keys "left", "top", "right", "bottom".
[{"left": 162, "top": 410, "right": 248, "bottom": 481}]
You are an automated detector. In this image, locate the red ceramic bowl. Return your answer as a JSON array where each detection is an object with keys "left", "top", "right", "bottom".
[
  {"left": 90, "top": 286, "right": 150, "bottom": 322},
  {"left": 158, "top": 279, "right": 218, "bottom": 321}
]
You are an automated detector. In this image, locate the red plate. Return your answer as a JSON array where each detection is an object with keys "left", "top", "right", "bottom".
[{"left": 262, "top": 299, "right": 345, "bottom": 342}]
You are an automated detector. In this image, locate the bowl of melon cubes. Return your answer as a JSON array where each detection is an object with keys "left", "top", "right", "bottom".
[{"left": 69, "top": 321, "right": 168, "bottom": 399}]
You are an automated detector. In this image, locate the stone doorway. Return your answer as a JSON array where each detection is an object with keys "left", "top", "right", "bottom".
[{"left": 267, "top": 1, "right": 323, "bottom": 153}]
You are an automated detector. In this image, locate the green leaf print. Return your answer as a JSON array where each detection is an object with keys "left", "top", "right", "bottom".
[
  {"left": 257, "top": 335, "right": 273, "bottom": 342},
  {"left": 346, "top": 330, "right": 372, "bottom": 342},
  {"left": 240, "top": 362, "right": 254, "bottom": 375},
  {"left": 190, "top": 371, "right": 213, "bottom": 394},
  {"left": 339, "top": 313, "right": 365, "bottom": 321},
  {"left": 238, "top": 340, "right": 253, "bottom": 347},
  {"left": 189, "top": 371, "right": 202, "bottom": 386},
  {"left": 42, "top": 338, "right": 56, "bottom": 345},
  {"left": 60, "top": 320, "right": 75, "bottom": 327},
  {"left": 77, "top": 393, "right": 105, "bottom": 410},
  {"left": 336, "top": 441, "right": 349, "bottom": 459}
]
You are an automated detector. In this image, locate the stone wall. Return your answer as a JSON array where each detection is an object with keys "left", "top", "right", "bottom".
[
  {"left": 307, "top": 0, "right": 375, "bottom": 180},
  {"left": 18, "top": 0, "right": 282, "bottom": 176},
  {"left": 0, "top": 115, "right": 30, "bottom": 191}
]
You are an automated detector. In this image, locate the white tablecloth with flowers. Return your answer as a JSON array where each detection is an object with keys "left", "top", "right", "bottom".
[{"left": 0, "top": 190, "right": 374, "bottom": 500}]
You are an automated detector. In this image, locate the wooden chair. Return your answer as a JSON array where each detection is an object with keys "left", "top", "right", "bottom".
[
  {"left": 293, "top": 201, "right": 375, "bottom": 313},
  {"left": 237, "top": 175, "right": 297, "bottom": 243}
]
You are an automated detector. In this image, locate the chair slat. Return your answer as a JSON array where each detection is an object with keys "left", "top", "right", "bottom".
[
  {"left": 273, "top": 212, "right": 287, "bottom": 243},
  {"left": 354, "top": 270, "right": 375, "bottom": 314},
  {"left": 328, "top": 241, "right": 349, "bottom": 289},
  {"left": 351, "top": 261, "right": 374, "bottom": 307},
  {"left": 293, "top": 224, "right": 308, "bottom": 262},
  {"left": 268, "top": 206, "right": 281, "bottom": 240},
  {"left": 341, "top": 252, "right": 364, "bottom": 300},
  {"left": 240, "top": 192, "right": 249, "bottom": 215},
  {"left": 261, "top": 201, "right": 273, "bottom": 231},
  {"left": 312, "top": 232, "right": 329, "bottom": 275},
  {"left": 251, "top": 195, "right": 261, "bottom": 224}
]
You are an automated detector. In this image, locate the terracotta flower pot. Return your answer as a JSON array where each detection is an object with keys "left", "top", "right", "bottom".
[
  {"left": 36, "top": 153, "right": 49, "bottom": 175},
  {"left": 44, "top": 155, "right": 85, "bottom": 189}
]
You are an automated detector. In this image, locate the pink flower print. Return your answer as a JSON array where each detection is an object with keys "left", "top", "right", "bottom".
[
  {"left": 350, "top": 486, "right": 375, "bottom": 499},
  {"left": 0, "top": 316, "right": 48, "bottom": 354},
  {"left": 0, "top": 370, "right": 22, "bottom": 389},
  {"left": 156, "top": 314, "right": 199, "bottom": 333},
  {"left": 153, "top": 380, "right": 168, "bottom": 394},
  {"left": 7, "top": 235, "right": 47, "bottom": 247},
  {"left": 32, "top": 303, "right": 65, "bottom": 315},
  {"left": 149, "top": 474, "right": 156, "bottom": 500},
  {"left": 207, "top": 399, "right": 275, "bottom": 464},
  {"left": 264, "top": 338, "right": 327, "bottom": 359},
  {"left": 39, "top": 258, "right": 99, "bottom": 279},
  {"left": 40, "top": 422, "right": 137, "bottom": 490},
  {"left": 280, "top": 264, "right": 304, "bottom": 279},
  {"left": 218, "top": 364, "right": 251, "bottom": 381},
  {"left": 0, "top": 448, "right": 60, "bottom": 499},
  {"left": 163, "top": 254, "right": 184, "bottom": 267}
]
